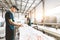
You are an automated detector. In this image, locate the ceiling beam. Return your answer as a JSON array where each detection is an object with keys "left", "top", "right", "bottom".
[
  {"left": 22, "top": 0, "right": 29, "bottom": 14},
  {"left": 20, "top": 0, "right": 22, "bottom": 13},
  {"left": 22, "top": 1, "right": 27, "bottom": 3},
  {"left": 24, "top": 0, "right": 36, "bottom": 13},
  {"left": 0, "top": 0, "right": 8, "bottom": 9},
  {"left": 5, "top": 0, "right": 12, "bottom": 7},
  {"left": 3, "top": 0, "right": 10, "bottom": 8},
  {"left": 15, "top": 0, "right": 17, "bottom": 6},
  {"left": 9, "top": 0, "right": 13, "bottom": 6},
  {"left": 28, "top": 0, "right": 42, "bottom": 13}
]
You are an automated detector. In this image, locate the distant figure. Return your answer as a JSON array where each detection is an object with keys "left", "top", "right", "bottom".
[{"left": 25, "top": 15, "right": 31, "bottom": 26}]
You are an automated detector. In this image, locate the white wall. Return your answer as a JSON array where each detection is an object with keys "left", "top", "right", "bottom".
[{"left": 45, "top": 6, "right": 60, "bottom": 23}]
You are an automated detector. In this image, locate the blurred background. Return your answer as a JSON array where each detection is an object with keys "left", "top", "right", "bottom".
[{"left": 0, "top": 0, "right": 60, "bottom": 40}]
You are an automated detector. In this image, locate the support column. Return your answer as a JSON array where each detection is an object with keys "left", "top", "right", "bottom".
[
  {"left": 42, "top": 0, "right": 45, "bottom": 26},
  {"left": 33, "top": 7, "right": 37, "bottom": 24}
]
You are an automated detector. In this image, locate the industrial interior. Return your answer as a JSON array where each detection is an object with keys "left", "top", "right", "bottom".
[{"left": 0, "top": 0, "right": 60, "bottom": 40}]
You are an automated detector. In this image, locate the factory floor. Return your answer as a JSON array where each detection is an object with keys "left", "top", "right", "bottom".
[
  {"left": 0, "top": 37, "right": 20, "bottom": 40},
  {"left": 0, "top": 34, "right": 19, "bottom": 40},
  {"left": 0, "top": 25, "right": 60, "bottom": 40},
  {"left": 0, "top": 37, "right": 5, "bottom": 40}
]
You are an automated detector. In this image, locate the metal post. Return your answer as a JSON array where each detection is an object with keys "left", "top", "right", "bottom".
[{"left": 42, "top": 0, "right": 45, "bottom": 26}]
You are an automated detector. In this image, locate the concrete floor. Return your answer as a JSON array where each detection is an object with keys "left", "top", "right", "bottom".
[
  {"left": 0, "top": 37, "right": 18, "bottom": 40},
  {"left": 0, "top": 37, "right": 5, "bottom": 40},
  {"left": 0, "top": 35, "right": 19, "bottom": 40}
]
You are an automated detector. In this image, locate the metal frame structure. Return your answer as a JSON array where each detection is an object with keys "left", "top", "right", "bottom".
[
  {"left": 0, "top": 0, "right": 45, "bottom": 18},
  {"left": 24, "top": 0, "right": 36, "bottom": 13},
  {"left": 0, "top": 0, "right": 43, "bottom": 13}
]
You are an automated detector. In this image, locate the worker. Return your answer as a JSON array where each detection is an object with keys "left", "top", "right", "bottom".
[
  {"left": 5, "top": 5, "right": 23, "bottom": 40},
  {"left": 25, "top": 15, "right": 31, "bottom": 26}
]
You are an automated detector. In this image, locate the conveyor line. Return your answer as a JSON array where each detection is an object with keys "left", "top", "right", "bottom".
[
  {"left": 38, "top": 23, "right": 60, "bottom": 28},
  {"left": 18, "top": 24, "right": 56, "bottom": 40},
  {"left": 37, "top": 26, "right": 60, "bottom": 37}
]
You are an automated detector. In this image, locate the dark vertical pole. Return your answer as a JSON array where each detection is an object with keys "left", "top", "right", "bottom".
[{"left": 2, "top": 7, "right": 3, "bottom": 18}]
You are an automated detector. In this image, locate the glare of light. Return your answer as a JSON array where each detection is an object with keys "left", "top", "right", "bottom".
[{"left": 45, "top": 6, "right": 60, "bottom": 16}]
